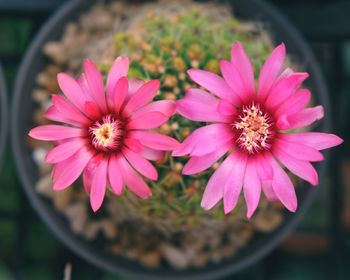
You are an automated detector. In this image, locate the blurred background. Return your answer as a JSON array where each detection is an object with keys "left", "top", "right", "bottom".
[{"left": 0, "top": 0, "right": 350, "bottom": 279}]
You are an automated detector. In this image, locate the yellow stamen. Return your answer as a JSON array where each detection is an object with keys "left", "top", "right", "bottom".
[
  {"left": 234, "top": 103, "right": 273, "bottom": 154},
  {"left": 89, "top": 115, "right": 124, "bottom": 152},
  {"left": 92, "top": 123, "right": 115, "bottom": 148}
]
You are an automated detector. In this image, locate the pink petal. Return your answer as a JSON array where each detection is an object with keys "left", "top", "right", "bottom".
[
  {"left": 176, "top": 88, "right": 231, "bottom": 123},
  {"left": 230, "top": 42, "right": 256, "bottom": 96},
  {"left": 261, "top": 181, "right": 278, "bottom": 202},
  {"left": 122, "top": 147, "right": 158, "bottom": 180},
  {"left": 45, "top": 138, "right": 87, "bottom": 163},
  {"left": 220, "top": 60, "right": 247, "bottom": 102},
  {"left": 265, "top": 72, "right": 309, "bottom": 109},
  {"left": 52, "top": 94, "right": 91, "bottom": 125},
  {"left": 217, "top": 99, "right": 237, "bottom": 116},
  {"left": 51, "top": 153, "right": 72, "bottom": 183},
  {"left": 269, "top": 156, "right": 298, "bottom": 212},
  {"left": 256, "top": 153, "right": 273, "bottom": 180},
  {"left": 51, "top": 160, "right": 65, "bottom": 183},
  {"left": 83, "top": 59, "right": 107, "bottom": 113},
  {"left": 107, "top": 76, "right": 128, "bottom": 113},
  {"left": 133, "top": 100, "right": 175, "bottom": 119},
  {"left": 77, "top": 74, "right": 94, "bottom": 99},
  {"left": 200, "top": 152, "right": 234, "bottom": 210},
  {"left": 278, "top": 67, "right": 294, "bottom": 80},
  {"left": 256, "top": 153, "right": 278, "bottom": 201},
  {"left": 172, "top": 124, "right": 233, "bottom": 157},
  {"left": 128, "top": 131, "right": 180, "bottom": 151},
  {"left": 106, "top": 56, "right": 129, "bottom": 97},
  {"left": 128, "top": 78, "right": 145, "bottom": 97},
  {"left": 124, "top": 138, "right": 143, "bottom": 153},
  {"left": 123, "top": 80, "right": 160, "bottom": 115},
  {"left": 127, "top": 112, "right": 168, "bottom": 130},
  {"left": 77, "top": 75, "right": 102, "bottom": 119},
  {"left": 139, "top": 147, "right": 165, "bottom": 161},
  {"left": 223, "top": 151, "right": 248, "bottom": 214},
  {"left": 29, "top": 125, "right": 86, "bottom": 141},
  {"left": 279, "top": 132, "right": 343, "bottom": 150},
  {"left": 258, "top": 43, "right": 286, "bottom": 100},
  {"left": 82, "top": 166, "right": 92, "bottom": 194},
  {"left": 83, "top": 101, "right": 101, "bottom": 120},
  {"left": 284, "top": 105, "right": 324, "bottom": 129},
  {"left": 275, "top": 114, "right": 290, "bottom": 130},
  {"left": 182, "top": 142, "right": 231, "bottom": 175},
  {"left": 274, "top": 137, "right": 324, "bottom": 162},
  {"left": 187, "top": 69, "right": 240, "bottom": 105},
  {"left": 82, "top": 156, "right": 101, "bottom": 194},
  {"left": 274, "top": 88, "right": 311, "bottom": 118},
  {"left": 108, "top": 154, "right": 124, "bottom": 195},
  {"left": 117, "top": 156, "right": 152, "bottom": 199},
  {"left": 243, "top": 159, "right": 261, "bottom": 218},
  {"left": 44, "top": 106, "right": 81, "bottom": 127},
  {"left": 52, "top": 147, "right": 94, "bottom": 190},
  {"left": 90, "top": 155, "right": 108, "bottom": 212},
  {"left": 272, "top": 146, "right": 318, "bottom": 186},
  {"left": 57, "top": 73, "right": 89, "bottom": 113}
]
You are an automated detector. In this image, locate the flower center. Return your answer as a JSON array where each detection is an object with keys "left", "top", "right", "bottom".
[
  {"left": 233, "top": 103, "right": 274, "bottom": 154},
  {"left": 89, "top": 114, "right": 124, "bottom": 152}
]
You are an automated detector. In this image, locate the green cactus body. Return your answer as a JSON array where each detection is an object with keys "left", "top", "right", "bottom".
[{"left": 99, "top": 6, "right": 274, "bottom": 226}]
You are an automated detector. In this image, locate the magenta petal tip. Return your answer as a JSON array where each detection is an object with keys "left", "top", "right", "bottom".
[
  {"left": 186, "top": 68, "right": 197, "bottom": 80},
  {"left": 83, "top": 58, "right": 95, "bottom": 67},
  {"left": 331, "top": 134, "right": 344, "bottom": 147},
  {"left": 246, "top": 210, "right": 254, "bottom": 219},
  {"left": 224, "top": 207, "right": 232, "bottom": 215},
  {"left": 171, "top": 149, "right": 185, "bottom": 157},
  {"left": 200, "top": 200, "right": 212, "bottom": 211},
  {"left": 181, "top": 166, "right": 192, "bottom": 176},
  {"left": 276, "top": 42, "right": 286, "bottom": 52},
  {"left": 52, "top": 182, "right": 67, "bottom": 191},
  {"left": 90, "top": 200, "right": 102, "bottom": 213},
  {"left": 285, "top": 200, "right": 298, "bottom": 213},
  {"left": 28, "top": 128, "right": 35, "bottom": 139},
  {"left": 142, "top": 190, "right": 152, "bottom": 199},
  {"left": 115, "top": 55, "right": 129, "bottom": 63}
]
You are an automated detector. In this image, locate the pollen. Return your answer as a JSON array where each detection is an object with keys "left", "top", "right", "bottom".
[
  {"left": 234, "top": 103, "right": 274, "bottom": 154},
  {"left": 89, "top": 115, "right": 124, "bottom": 152}
]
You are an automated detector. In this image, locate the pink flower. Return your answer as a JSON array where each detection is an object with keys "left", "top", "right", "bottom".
[
  {"left": 29, "top": 56, "right": 179, "bottom": 212},
  {"left": 174, "top": 42, "right": 343, "bottom": 218}
]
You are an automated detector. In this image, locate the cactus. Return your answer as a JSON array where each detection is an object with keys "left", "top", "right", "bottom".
[{"left": 97, "top": 6, "right": 277, "bottom": 229}]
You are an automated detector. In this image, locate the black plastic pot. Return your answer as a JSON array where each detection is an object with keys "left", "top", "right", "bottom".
[
  {"left": 11, "top": 0, "right": 331, "bottom": 279},
  {"left": 0, "top": 64, "right": 7, "bottom": 170}
]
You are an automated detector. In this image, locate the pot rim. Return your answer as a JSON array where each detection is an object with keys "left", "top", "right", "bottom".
[
  {"left": 11, "top": 0, "right": 331, "bottom": 279},
  {"left": 0, "top": 64, "right": 8, "bottom": 170}
]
